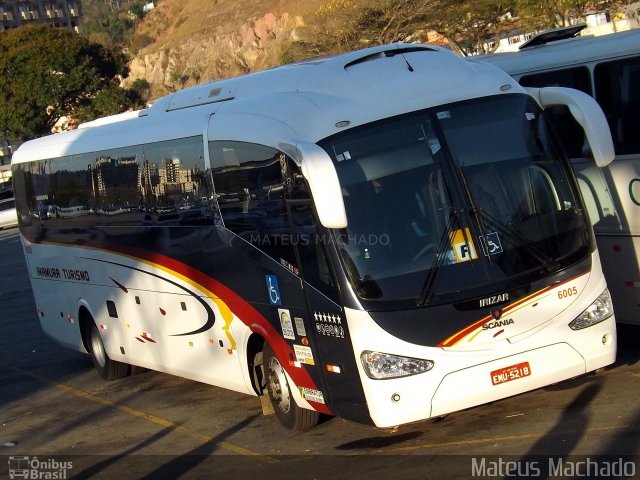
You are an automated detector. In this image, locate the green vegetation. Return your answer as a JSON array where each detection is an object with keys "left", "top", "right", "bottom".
[
  {"left": 82, "top": 0, "right": 149, "bottom": 49},
  {"left": 285, "top": 0, "right": 637, "bottom": 60},
  {"left": 0, "top": 24, "right": 146, "bottom": 140},
  {"left": 2, "top": 0, "right": 637, "bottom": 141}
]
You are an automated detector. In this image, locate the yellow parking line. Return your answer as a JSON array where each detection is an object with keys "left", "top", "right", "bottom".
[
  {"left": 9, "top": 364, "right": 636, "bottom": 459},
  {"left": 8, "top": 365, "right": 278, "bottom": 464}
]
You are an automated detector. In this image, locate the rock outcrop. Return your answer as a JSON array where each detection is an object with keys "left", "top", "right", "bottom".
[{"left": 128, "top": 10, "right": 305, "bottom": 95}]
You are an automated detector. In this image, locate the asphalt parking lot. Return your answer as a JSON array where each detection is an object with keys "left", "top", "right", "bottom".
[{"left": 1, "top": 227, "right": 639, "bottom": 479}]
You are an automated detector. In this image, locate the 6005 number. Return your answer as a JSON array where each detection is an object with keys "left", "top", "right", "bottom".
[{"left": 558, "top": 286, "right": 578, "bottom": 299}]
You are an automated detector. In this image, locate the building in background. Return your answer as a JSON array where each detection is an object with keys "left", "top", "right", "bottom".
[
  {"left": 0, "top": 139, "right": 21, "bottom": 192},
  {"left": 481, "top": 7, "right": 640, "bottom": 54},
  {"left": 0, "top": 1, "right": 82, "bottom": 171},
  {"left": 0, "top": 1, "right": 82, "bottom": 33}
]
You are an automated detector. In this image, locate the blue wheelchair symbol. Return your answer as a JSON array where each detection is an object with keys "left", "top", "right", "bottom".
[
  {"left": 265, "top": 275, "right": 281, "bottom": 305},
  {"left": 486, "top": 232, "right": 503, "bottom": 255}
]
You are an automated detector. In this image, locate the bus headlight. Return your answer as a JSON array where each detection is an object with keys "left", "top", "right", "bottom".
[
  {"left": 569, "top": 288, "right": 613, "bottom": 330},
  {"left": 360, "top": 351, "right": 434, "bottom": 379}
]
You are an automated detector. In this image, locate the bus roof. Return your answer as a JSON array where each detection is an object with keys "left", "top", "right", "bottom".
[
  {"left": 474, "top": 29, "right": 640, "bottom": 77},
  {"left": 12, "top": 43, "right": 522, "bottom": 164}
]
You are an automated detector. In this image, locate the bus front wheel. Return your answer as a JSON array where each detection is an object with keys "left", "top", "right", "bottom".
[
  {"left": 263, "top": 343, "right": 319, "bottom": 432},
  {"left": 88, "top": 323, "right": 130, "bottom": 381}
]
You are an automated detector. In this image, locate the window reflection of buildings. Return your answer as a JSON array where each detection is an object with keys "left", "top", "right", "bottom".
[
  {"left": 21, "top": 151, "right": 204, "bottom": 216},
  {"left": 89, "top": 154, "right": 201, "bottom": 208},
  {"left": 141, "top": 159, "right": 158, "bottom": 203},
  {"left": 50, "top": 168, "right": 90, "bottom": 209},
  {"left": 90, "top": 155, "right": 140, "bottom": 207},
  {"left": 155, "top": 157, "right": 199, "bottom": 199}
]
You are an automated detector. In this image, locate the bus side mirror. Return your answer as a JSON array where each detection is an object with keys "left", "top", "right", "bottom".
[
  {"left": 295, "top": 142, "right": 348, "bottom": 229},
  {"left": 526, "top": 87, "right": 615, "bottom": 167}
]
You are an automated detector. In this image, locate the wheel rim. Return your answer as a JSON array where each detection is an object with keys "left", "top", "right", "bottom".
[
  {"left": 267, "top": 356, "right": 291, "bottom": 414},
  {"left": 91, "top": 327, "right": 106, "bottom": 368}
]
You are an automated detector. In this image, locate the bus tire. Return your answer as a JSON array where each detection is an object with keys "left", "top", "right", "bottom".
[
  {"left": 264, "top": 343, "right": 319, "bottom": 432},
  {"left": 88, "top": 323, "right": 130, "bottom": 381}
]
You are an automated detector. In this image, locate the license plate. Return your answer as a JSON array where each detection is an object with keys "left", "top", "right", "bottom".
[{"left": 491, "top": 362, "right": 531, "bottom": 385}]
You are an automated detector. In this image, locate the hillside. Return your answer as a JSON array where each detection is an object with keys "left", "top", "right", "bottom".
[{"left": 126, "top": 0, "right": 325, "bottom": 97}]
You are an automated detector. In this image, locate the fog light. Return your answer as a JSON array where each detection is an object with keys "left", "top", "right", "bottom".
[{"left": 391, "top": 393, "right": 401, "bottom": 403}]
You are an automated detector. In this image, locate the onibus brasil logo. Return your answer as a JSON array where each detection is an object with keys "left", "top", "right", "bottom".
[{"left": 8, "top": 456, "right": 73, "bottom": 479}]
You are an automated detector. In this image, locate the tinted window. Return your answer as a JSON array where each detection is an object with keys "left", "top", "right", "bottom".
[
  {"left": 283, "top": 162, "right": 339, "bottom": 303},
  {"left": 142, "top": 137, "right": 212, "bottom": 226},
  {"left": 520, "top": 67, "right": 592, "bottom": 158},
  {"left": 12, "top": 160, "right": 52, "bottom": 225},
  {"left": 209, "top": 141, "right": 297, "bottom": 268},
  {"left": 59, "top": 145, "right": 143, "bottom": 225},
  {"left": 320, "top": 95, "right": 592, "bottom": 305},
  {"left": 573, "top": 161, "right": 622, "bottom": 233},
  {"left": 87, "top": 146, "right": 142, "bottom": 214},
  {"left": 143, "top": 137, "right": 208, "bottom": 209},
  {"left": 14, "top": 136, "right": 212, "bottom": 228},
  {"left": 594, "top": 56, "right": 640, "bottom": 155},
  {"left": 209, "top": 141, "right": 339, "bottom": 300}
]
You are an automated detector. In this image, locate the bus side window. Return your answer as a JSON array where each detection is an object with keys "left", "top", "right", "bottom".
[
  {"left": 594, "top": 56, "right": 640, "bottom": 155},
  {"left": 46, "top": 154, "right": 95, "bottom": 223},
  {"left": 142, "top": 137, "right": 211, "bottom": 226},
  {"left": 285, "top": 166, "right": 340, "bottom": 304},
  {"left": 11, "top": 165, "right": 29, "bottom": 226},
  {"left": 18, "top": 160, "right": 53, "bottom": 225},
  {"left": 209, "top": 141, "right": 298, "bottom": 271},
  {"left": 574, "top": 163, "right": 622, "bottom": 233},
  {"left": 520, "top": 66, "right": 592, "bottom": 158},
  {"left": 527, "top": 165, "right": 561, "bottom": 214}
]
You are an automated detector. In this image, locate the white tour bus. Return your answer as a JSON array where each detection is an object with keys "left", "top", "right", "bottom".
[
  {"left": 476, "top": 26, "right": 640, "bottom": 325},
  {"left": 12, "top": 43, "right": 618, "bottom": 431}
]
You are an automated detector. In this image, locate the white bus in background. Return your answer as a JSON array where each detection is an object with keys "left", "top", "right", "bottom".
[
  {"left": 0, "top": 197, "right": 17, "bottom": 230},
  {"left": 476, "top": 26, "right": 640, "bottom": 325},
  {"left": 57, "top": 205, "right": 89, "bottom": 218},
  {"left": 12, "top": 43, "right": 617, "bottom": 431}
]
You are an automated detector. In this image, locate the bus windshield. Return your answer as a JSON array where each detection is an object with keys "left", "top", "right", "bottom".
[{"left": 319, "top": 94, "right": 593, "bottom": 307}]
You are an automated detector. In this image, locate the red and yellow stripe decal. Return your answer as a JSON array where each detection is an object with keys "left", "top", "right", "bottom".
[
  {"left": 28, "top": 238, "right": 332, "bottom": 415},
  {"left": 437, "top": 271, "right": 589, "bottom": 347}
]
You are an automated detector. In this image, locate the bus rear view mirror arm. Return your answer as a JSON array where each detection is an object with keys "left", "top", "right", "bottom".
[
  {"left": 526, "top": 86, "right": 615, "bottom": 167},
  {"left": 296, "top": 142, "right": 348, "bottom": 229}
]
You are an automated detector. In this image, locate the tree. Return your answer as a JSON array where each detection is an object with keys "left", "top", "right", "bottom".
[
  {"left": 0, "top": 24, "right": 145, "bottom": 140},
  {"left": 280, "top": 0, "right": 429, "bottom": 62},
  {"left": 291, "top": 0, "right": 518, "bottom": 61},
  {"left": 305, "top": 0, "right": 435, "bottom": 56},
  {"left": 103, "top": 0, "right": 134, "bottom": 12},
  {"left": 130, "top": 78, "right": 151, "bottom": 100},
  {"left": 516, "top": 0, "right": 594, "bottom": 29},
  {"left": 427, "top": 0, "right": 517, "bottom": 55},
  {"left": 81, "top": 0, "right": 147, "bottom": 49},
  {"left": 82, "top": 12, "right": 136, "bottom": 48},
  {"left": 128, "top": 1, "right": 147, "bottom": 20},
  {"left": 74, "top": 85, "right": 145, "bottom": 122}
]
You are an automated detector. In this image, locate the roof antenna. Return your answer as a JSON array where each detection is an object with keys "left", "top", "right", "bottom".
[{"left": 401, "top": 51, "right": 414, "bottom": 72}]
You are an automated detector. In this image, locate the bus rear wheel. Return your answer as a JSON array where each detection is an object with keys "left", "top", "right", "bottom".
[
  {"left": 88, "top": 323, "right": 130, "bottom": 381},
  {"left": 263, "top": 343, "right": 319, "bottom": 432}
]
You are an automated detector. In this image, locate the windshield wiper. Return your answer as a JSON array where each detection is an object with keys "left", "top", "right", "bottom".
[
  {"left": 454, "top": 162, "right": 492, "bottom": 266},
  {"left": 477, "top": 209, "right": 561, "bottom": 273},
  {"left": 417, "top": 160, "right": 479, "bottom": 307},
  {"left": 416, "top": 207, "right": 460, "bottom": 307},
  {"left": 453, "top": 162, "right": 560, "bottom": 273}
]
